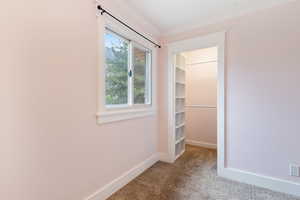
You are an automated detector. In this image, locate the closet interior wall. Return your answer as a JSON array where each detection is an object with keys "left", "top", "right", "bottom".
[{"left": 184, "top": 47, "right": 218, "bottom": 147}]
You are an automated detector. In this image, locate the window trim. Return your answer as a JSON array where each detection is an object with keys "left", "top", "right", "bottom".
[{"left": 96, "top": 16, "right": 156, "bottom": 124}]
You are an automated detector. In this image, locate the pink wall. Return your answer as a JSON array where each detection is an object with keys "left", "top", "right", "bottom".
[
  {"left": 159, "top": 0, "right": 300, "bottom": 183},
  {"left": 1, "top": 0, "right": 159, "bottom": 199}
]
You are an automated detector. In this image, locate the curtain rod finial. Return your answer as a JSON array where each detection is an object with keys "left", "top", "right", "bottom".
[{"left": 97, "top": 5, "right": 105, "bottom": 15}]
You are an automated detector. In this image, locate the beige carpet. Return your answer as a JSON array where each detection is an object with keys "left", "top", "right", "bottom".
[{"left": 108, "top": 145, "right": 300, "bottom": 200}]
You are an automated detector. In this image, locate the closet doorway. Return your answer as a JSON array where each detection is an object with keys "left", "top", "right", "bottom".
[
  {"left": 167, "top": 32, "right": 225, "bottom": 175},
  {"left": 184, "top": 47, "right": 218, "bottom": 149}
]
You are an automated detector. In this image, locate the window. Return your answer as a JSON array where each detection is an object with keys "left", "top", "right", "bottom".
[
  {"left": 104, "top": 29, "right": 152, "bottom": 108},
  {"left": 97, "top": 27, "right": 154, "bottom": 124}
]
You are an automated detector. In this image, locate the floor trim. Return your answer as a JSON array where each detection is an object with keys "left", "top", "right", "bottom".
[
  {"left": 85, "top": 154, "right": 159, "bottom": 200},
  {"left": 220, "top": 167, "right": 300, "bottom": 197},
  {"left": 186, "top": 140, "right": 217, "bottom": 149}
]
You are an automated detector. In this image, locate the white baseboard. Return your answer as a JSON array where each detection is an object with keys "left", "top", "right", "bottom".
[
  {"left": 159, "top": 152, "right": 174, "bottom": 163},
  {"left": 219, "top": 167, "right": 300, "bottom": 197},
  {"left": 186, "top": 140, "right": 217, "bottom": 149},
  {"left": 83, "top": 152, "right": 300, "bottom": 199},
  {"left": 85, "top": 154, "right": 159, "bottom": 200}
]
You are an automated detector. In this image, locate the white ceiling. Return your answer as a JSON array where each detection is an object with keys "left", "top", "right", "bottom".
[{"left": 125, "top": 0, "right": 293, "bottom": 35}]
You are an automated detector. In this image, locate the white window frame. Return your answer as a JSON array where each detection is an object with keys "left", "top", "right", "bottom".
[{"left": 96, "top": 15, "right": 157, "bottom": 124}]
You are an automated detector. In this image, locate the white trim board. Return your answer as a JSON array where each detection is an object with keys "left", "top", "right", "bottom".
[
  {"left": 166, "top": 31, "right": 226, "bottom": 168},
  {"left": 85, "top": 154, "right": 159, "bottom": 200},
  {"left": 96, "top": 108, "right": 156, "bottom": 124},
  {"left": 220, "top": 168, "right": 300, "bottom": 197},
  {"left": 186, "top": 140, "right": 217, "bottom": 149}
]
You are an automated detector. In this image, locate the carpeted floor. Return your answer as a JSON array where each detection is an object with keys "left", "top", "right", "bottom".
[{"left": 107, "top": 145, "right": 300, "bottom": 200}]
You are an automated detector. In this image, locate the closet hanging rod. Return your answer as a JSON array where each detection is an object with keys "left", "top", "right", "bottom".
[
  {"left": 97, "top": 5, "right": 161, "bottom": 48},
  {"left": 187, "top": 60, "right": 217, "bottom": 65}
]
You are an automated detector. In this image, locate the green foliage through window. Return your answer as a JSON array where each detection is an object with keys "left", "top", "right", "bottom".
[{"left": 105, "top": 32, "right": 128, "bottom": 105}]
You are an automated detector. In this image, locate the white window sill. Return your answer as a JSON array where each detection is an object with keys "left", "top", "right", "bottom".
[{"left": 96, "top": 108, "right": 156, "bottom": 124}]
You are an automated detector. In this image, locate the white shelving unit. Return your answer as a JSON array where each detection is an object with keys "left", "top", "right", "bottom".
[{"left": 174, "top": 54, "right": 186, "bottom": 160}]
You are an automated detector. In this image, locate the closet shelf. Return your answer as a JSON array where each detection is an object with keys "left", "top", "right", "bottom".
[
  {"left": 176, "top": 81, "right": 185, "bottom": 85},
  {"left": 175, "top": 149, "right": 185, "bottom": 159},
  {"left": 175, "top": 136, "right": 185, "bottom": 144},
  {"left": 176, "top": 96, "right": 185, "bottom": 99},
  {"left": 176, "top": 123, "right": 185, "bottom": 129},
  {"left": 176, "top": 66, "right": 185, "bottom": 71},
  {"left": 175, "top": 111, "right": 185, "bottom": 114}
]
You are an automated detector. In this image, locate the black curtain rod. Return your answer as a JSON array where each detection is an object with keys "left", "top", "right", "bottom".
[{"left": 97, "top": 5, "right": 161, "bottom": 48}]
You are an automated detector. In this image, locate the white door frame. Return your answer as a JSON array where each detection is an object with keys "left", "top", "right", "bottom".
[{"left": 167, "top": 32, "right": 226, "bottom": 175}]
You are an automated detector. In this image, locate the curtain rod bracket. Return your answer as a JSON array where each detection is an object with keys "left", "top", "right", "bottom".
[{"left": 97, "top": 5, "right": 106, "bottom": 15}]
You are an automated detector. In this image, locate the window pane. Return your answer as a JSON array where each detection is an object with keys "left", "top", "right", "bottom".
[
  {"left": 105, "top": 31, "right": 129, "bottom": 105},
  {"left": 133, "top": 46, "right": 150, "bottom": 104}
]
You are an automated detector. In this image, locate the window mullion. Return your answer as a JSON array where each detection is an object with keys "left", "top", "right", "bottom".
[{"left": 128, "top": 42, "right": 133, "bottom": 106}]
